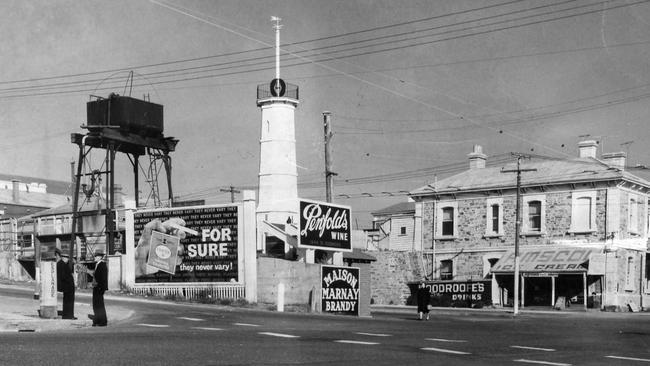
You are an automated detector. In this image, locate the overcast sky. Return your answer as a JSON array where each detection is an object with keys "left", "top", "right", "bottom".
[{"left": 2, "top": 0, "right": 650, "bottom": 226}]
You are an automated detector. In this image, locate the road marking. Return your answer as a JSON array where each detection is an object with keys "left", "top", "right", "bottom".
[
  {"left": 421, "top": 347, "right": 470, "bottom": 355},
  {"left": 259, "top": 332, "right": 300, "bottom": 338},
  {"left": 234, "top": 322, "right": 260, "bottom": 327},
  {"left": 355, "top": 332, "right": 391, "bottom": 337},
  {"left": 192, "top": 327, "right": 223, "bottom": 331},
  {"left": 335, "top": 340, "right": 379, "bottom": 345},
  {"left": 606, "top": 355, "right": 650, "bottom": 362},
  {"left": 178, "top": 317, "right": 204, "bottom": 322},
  {"left": 426, "top": 338, "right": 468, "bottom": 343},
  {"left": 511, "top": 345, "right": 556, "bottom": 352},
  {"left": 137, "top": 324, "right": 170, "bottom": 328},
  {"left": 514, "top": 359, "right": 571, "bottom": 366}
]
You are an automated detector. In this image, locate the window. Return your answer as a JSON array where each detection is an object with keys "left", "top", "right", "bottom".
[
  {"left": 400, "top": 226, "right": 406, "bottom": 235},
  {"left": 442, "top": 207, "right": 454, "bottom": 236},
  {"left": 528, "top": 201, "right": 541, "bottom": 231},
  {"left": 523, "top": 195, "right": 546, "bottom": 234},
  {"left": 571, "top": 191, "right": 597, "bottom": 232},
  {"left": 485, "top": 198, "right": 503, "bottom": 236},
  {"left": 629, "top": 197, "right": 639, "bottom": 234},
  {"left": 625, "top": 256, "right": 635, "bottom": 291},
  {"left": 436, "top": 202, "right": 458, "bottom": 238},
  {"left": 440, "top": 259, "right": 453, "bottom": 280}
]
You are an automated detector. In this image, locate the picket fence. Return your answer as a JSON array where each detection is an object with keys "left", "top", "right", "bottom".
[{"left": 131, "top": 284, "right": 245, "bottom": 301}]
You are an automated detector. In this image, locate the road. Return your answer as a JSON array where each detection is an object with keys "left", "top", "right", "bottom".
[{"left": 1, "top": 288, "right": 649, "bottom": 366}]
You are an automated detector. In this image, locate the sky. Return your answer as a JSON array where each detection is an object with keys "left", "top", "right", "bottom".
[{"left": 2, "top": 0, "right": 650, "bottom": 227}]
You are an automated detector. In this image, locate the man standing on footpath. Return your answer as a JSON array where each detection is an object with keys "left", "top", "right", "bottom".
[
  {"left": 55, "top": 248, "right": 77, "bottom": 320},
  {"left": 89, "top": 251, "right": 108, "bottom": 327}
]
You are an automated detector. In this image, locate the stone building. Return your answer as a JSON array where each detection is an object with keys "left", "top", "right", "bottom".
[{"left": 407, "top": 142, "right": 650, "bottom": 311}]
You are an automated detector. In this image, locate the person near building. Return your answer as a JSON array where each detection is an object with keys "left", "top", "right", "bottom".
[
  {"left": 88, "top": 251, "right": 108, "bottom": 326},
  {"left": 55, "top": 249, "right": 77, "bottom": 320},
  {"left": 417, "top": 281, "right": 431, "bottom": 320}
]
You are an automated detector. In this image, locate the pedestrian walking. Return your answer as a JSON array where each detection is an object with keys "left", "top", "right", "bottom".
[
  {"left": 55, "top": 249, "right": 77, "bottom": 320},
  {"left": 89, "top": 251, "right": 108, "bottom": 327},
  {"left": 417, "top": 281, "right": 430, "bottom": 320}
]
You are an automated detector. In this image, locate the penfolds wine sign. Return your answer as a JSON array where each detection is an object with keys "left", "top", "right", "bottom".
[{"left": 298, "top": 199, "right": 352, "bottom": 252}]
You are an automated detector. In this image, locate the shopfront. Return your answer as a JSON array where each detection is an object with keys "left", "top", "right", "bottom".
[{"left": 491, "top": 247, "right": 602, "bottom": 309}]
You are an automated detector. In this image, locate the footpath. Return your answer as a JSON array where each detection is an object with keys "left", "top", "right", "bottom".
[{"left": 0, "top": 281, "right": 135, "bottom": 333}]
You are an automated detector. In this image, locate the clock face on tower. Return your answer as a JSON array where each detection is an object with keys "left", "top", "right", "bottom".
[{"left": 270, "top": 78, "right": 286, "bottom": 97}]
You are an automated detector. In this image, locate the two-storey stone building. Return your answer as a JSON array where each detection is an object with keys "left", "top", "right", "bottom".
[{"left": 409, "top": 142, "right": 650, "bottom": 311}]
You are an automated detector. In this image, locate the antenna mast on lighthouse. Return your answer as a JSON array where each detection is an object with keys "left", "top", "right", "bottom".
[{"left": 271, "top": 16, "right": 282, "bottom": 80}]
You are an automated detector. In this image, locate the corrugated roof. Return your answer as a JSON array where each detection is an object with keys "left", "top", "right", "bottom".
[
  {"left": 0, "top": 190, "right": 69, "bottom": 209},
  {"left": 371, "top": 201, "right": 415, "bottom": 216},
  {"left": 411, "top": 157, "right": 650, "bottom": 196}
]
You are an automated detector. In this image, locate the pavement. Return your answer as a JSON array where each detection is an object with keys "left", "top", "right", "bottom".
[
  {"left": 2, "top": 280, "right": 649, "bottom": 332},
  {"left": 0, "top": 281, "right": 135, "bottom": 333}
]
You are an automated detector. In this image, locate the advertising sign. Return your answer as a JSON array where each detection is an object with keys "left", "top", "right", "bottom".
[
  {"left": 491, "top": 247, "right": 598, "bottom": 273},
  {"left": 321, "top": 265, "right": 359, "bottom": 315},
  {"left": 410, "top": 280, "right": 492, "bottom": 308},
  {"left": 134, "top": 205, "right": 239, "bottom": 283},
  {"left": 587, "top": 253, "right": 606, "bottom": 275},
  {"left": 298, "top": 199, "right": 351, "bottom": 252}
]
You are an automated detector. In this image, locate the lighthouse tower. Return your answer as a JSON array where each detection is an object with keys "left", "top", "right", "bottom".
[{"left": 256, "top": 17, "right": 299, "bottom": 228}]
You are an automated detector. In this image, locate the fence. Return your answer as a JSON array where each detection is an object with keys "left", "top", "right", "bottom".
[{"left": 130, "top": 284, "right": 246, "bottom": 301}]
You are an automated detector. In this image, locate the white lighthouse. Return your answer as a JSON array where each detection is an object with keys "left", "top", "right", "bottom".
[{"left": 256, "top": 17, "right": 299, "bottom": 233}]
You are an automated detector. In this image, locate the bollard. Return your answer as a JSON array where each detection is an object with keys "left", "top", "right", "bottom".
[
  {"left": 277, "top": 283, "right": 285, "bottom": 312},
  {"left": 39, "top": 261, "right": 58, "bottom": 318}
]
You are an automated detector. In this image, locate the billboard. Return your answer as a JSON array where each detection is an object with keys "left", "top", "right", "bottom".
[
  {"left": 133, "top": 205, "right": 239, "bottom": 283},
  {"left": 409, "top": 280, "right": 492, "bottom": 308},
  {"left": 321, "top": 265, "right": 359, "bottom": 316},
  {"left": 298, "top": 199, "right": 351, "bottom": 252}
]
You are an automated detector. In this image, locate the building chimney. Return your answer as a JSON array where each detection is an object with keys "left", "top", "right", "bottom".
[
  {"left": 602, "top": 152, "right": 626, "bottom": 170},
  {"left": 468, "top": 145, "right": 487, "bottom": 169},
  {"left": 578, "top": 140, "right": 598, "bottom": 158},
  {"left": 12, "top": 179, "right": 20, "bottom": 203}
]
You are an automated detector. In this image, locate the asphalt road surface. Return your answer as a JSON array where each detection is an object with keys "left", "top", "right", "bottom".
[{"left": 1, "top": 288, "right": 650, "bottom": 366}]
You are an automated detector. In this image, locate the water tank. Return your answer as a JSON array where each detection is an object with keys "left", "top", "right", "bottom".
[{"left": 87, "top": 94, "right": 163, "bottom": 136}]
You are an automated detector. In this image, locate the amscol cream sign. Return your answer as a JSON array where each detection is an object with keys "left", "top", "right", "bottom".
[{"left": 298, "top": 199, "right": 351, "bottom": 252}]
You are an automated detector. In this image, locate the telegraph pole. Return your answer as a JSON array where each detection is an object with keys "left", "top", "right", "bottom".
[
  {"left": 501, "top": 153, "right": 536, "bottom": 316},
  {"left": 220, "top": 186, "right": 241, "bottom": 203},
  {"left": 323, "top": 111, "right": 337, "bottom": 202}
]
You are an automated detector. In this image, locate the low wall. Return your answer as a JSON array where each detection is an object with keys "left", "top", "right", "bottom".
[
  {"left": 369, "top": 251, "right": 425, "bottom": 305},
  {"left": 257, "top": 257, "right": 321, "bottom": 306}
]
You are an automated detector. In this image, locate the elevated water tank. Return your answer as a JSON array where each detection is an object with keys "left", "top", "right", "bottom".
[{"left": 87, "top": 94, "right": 163, "bottom": 137}]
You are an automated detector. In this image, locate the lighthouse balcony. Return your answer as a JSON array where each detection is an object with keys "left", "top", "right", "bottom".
[{"left": 257, "top": 82, "right": 299, "bottom": 103}]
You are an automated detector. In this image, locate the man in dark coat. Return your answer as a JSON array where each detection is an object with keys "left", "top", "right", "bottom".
[
  {"left": 417, "top": 281, "right": 431, "bottom": 320},
  {"left": 89, "top": 251, "right": 108, "bottom": 326},
  {"left": 55, "top": 249, "right": 76, "bottom": 319}
]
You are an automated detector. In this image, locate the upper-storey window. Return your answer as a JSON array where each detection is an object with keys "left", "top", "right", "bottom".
[
  {"left": 629, "top": 196, "right": 639, "bottom": 234},
  {"left": 485, "top": 198, "right": 503, "bottom": 236},
  {"left": 436, "top": 201, "right": 458, "bottom": 239},
  {"left": 571, "top": 191, "right": 597, "bottom": 233},
  {"left": 523, "top": 195, "right": 546, "bottom": 234},
  {"left": 442, "top": 207, "right": 454, "bottom": 236}
]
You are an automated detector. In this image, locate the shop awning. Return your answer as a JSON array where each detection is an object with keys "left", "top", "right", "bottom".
[{"left": 491, "top": 247, "right": 599, "bottom": 274}]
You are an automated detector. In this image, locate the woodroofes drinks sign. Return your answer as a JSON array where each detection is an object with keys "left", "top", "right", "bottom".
[
  {"left": 321, "top": 265, "right": 360, "bottom": 316},
  {"left": 298, "top": 199, "right": 351, "bottom": 252}
]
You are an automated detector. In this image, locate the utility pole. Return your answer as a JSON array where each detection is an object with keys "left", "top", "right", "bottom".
[
  {"left": 220, "top": 185, "right": 241, "bottom": 203},
  {"left": 501, "top": 153, "right": 536, "bottom": 316},
  {"left": 323, "top": 111, "right": 337, "bottom": 202}
]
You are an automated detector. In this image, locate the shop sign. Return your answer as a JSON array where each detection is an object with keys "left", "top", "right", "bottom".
[
  {"left": 134, "top": 205, "right": 239, "bottom": 283},
  {"left": 587, "top": 253, "right": 606, "bottom": 275},
  {"left": 321, "top": 265, "right": 359, "bottom": 315},
  {"left": 299, "top": 199, "right": 351, "bottom": 252},
  {"left": 411, "top": 280, "right": 492, "bottom": 308}
]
